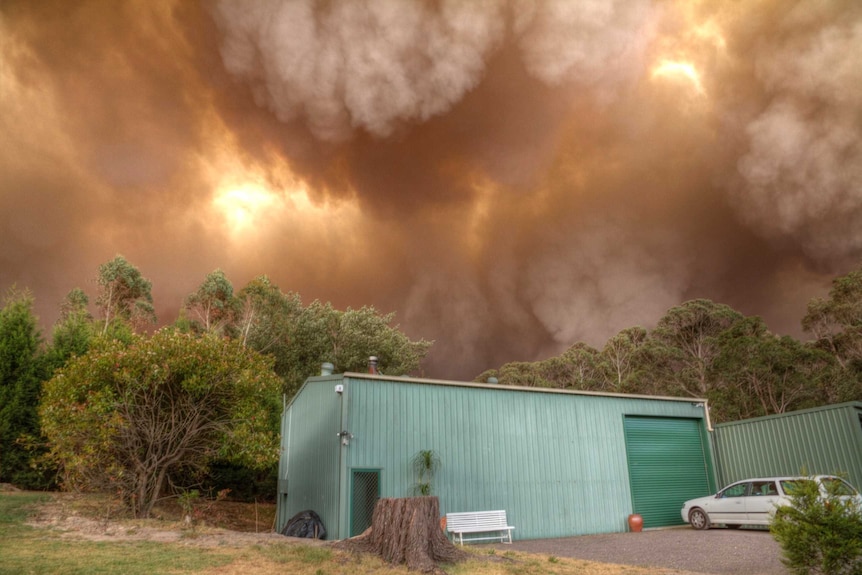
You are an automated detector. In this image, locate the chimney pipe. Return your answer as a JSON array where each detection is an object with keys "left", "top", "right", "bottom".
[
  {"left": 368, "top": 356, "right": 378, "bottom": 375},
  {"left": 321, "top": 362, "right": 334, "bottom": 376}
]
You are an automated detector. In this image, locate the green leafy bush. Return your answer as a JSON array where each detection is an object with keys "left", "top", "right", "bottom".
[
  {"left": 770, "top": 477, "right": 862, "bottom": 574},
  {"left": 40, "top": 330, "right": 283, "bottom": 518}
]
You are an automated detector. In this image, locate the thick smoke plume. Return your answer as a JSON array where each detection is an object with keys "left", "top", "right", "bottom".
[
  {"left": 735, "top": 5, "right": 862, "bottom": 263},
  {"left": 210, "top": 0, "right": 654, "bottom": 140},
  {"left": 212, "top": 0, "right": 506, "bottom": 140},
  {"left": 1, "top": 0, "right": 861, "bottom": 379}
]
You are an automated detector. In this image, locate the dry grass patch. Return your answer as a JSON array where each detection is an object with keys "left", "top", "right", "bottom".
[{"left": 4, "top": 492, "right": 693, "bottom": 575}]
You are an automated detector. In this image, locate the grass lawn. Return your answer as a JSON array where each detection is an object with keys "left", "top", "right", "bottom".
[{"left": 0, "top": 491, "right": 679, "bottom": 575}]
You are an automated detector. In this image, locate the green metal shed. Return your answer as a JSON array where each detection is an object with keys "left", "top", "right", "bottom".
[
  {"left": 712, "top": 402, "right": 862, "bottom": 490},
  {"left": 277, "top": 371, "right": 717, "bottom": 540}
]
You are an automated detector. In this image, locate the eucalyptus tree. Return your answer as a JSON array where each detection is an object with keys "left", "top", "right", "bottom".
[
  {"left": 649, "top": 299, "right": 745, "bottom": 398},
  {"left": 183, "top": 269, "right": 237, "bottom": 336},
  {"left": 802, "top": 266, "right": 862, "bottom": 403},
  {"left": 598, "top": 326, "right": 648, "bottom": 392},
  {"left": 709, "top": 316, "right": 829, "bottom": 423},
  {"left": 495, "top": 361, "right": 547, "bottom": 387},
  {"left": 234, "top": 275, "right": 301, "bottom": 351},
  {"left": 803, "top": 265, "right": 862, "bottom": 369},
  {"left": 95, "top": 255, "right": 156, "bottom": 334},
  {"left": 324, "top": 304, "right": 431, "bottom": 377},
  {"left": 282, "top": 301, "right": 432, "bottom": 396},
  {"left": 231, "top": 277, "right": 431, "bottom": 399},
  {"left": 473, "top": 343, "right": 600, "bottom": 389},
  {"left": 555, "top": 342, "right": 602, "bottom": 389},
  {"left": 473, "top": 361, "right": 548, "bottom": 387},
  {"left": 536, "top": 353, "right": 588, "bottom": 389}
]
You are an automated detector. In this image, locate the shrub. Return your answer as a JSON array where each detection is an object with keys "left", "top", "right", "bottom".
[
  {"left": 770, "top": 477, "right": 862, "bottom": 574},
  {"left": 40, "top": 331, "right": 283, "bottom": 518}
]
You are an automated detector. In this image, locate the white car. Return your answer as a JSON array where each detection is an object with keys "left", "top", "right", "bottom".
[{"left": 681, "top": 475, "right": 862, "bottom": 530}]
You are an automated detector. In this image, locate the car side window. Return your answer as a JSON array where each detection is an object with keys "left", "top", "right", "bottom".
[
  {"left": 720, "top": 483, "right": 749, "bottom": 498},
  {"left": 751, "top": 481, "right": 777, "bottom": 496},
  {"left": 781, "top": 479, "right": 814, "bottom": 495}
]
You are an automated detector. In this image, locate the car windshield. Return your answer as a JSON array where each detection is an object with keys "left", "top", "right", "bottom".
[{"left": 820, "top": 477, "right": 859, "bottom": 496}]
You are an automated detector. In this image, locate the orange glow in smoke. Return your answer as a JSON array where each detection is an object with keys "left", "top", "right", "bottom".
[{"left": 651, "top": 59, "right": 705, "bottom": 95}]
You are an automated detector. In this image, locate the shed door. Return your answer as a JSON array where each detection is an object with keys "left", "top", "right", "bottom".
[
  {"left": 624, "top": 416, "right": 711, "bottom": 528},
  {"left": 350, "top": 469, "right": 380, "bottom": 537}
]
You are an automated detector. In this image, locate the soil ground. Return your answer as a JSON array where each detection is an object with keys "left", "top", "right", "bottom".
[{"left": 20, "top": 489, "right": 323, "bottom": 549}]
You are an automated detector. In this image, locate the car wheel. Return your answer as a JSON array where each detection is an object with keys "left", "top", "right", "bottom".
[
  {"left": 725, "top": 524, "right": 741, "bottom": 529},
  {"left": 689, "top": 508, "right": 710, "bottom": 530}
]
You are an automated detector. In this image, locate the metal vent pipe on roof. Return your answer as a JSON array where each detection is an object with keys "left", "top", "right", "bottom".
[
  {"left": 321, "top": 362, "right": 334, "bottom": 376},
  {"left": 368, "top": 356, "right": 378, "bottom": 374}
]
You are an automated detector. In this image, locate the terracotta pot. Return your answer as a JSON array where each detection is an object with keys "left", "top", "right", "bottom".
[{"left": 628, "top": 513, "right": 644, "bottom": 532}]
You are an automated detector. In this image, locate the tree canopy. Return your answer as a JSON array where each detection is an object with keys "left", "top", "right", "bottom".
[
  {"left": 180, "top": 272, "right": 433, "bottom": 397},
  {"left": 804, "top": 268, "right": 862, "bottom": 373},
  {"left": 96, "top": 255, "right": 156, "bottom": 334},
  {"left": 0, "top": 258, "right": 431, "bottom": 499},
  {"left": 476, "top": 274, "right": 862, "bottom": 424},
  {"left": 183, "top": 269, "right": 238, "bottom": 337},
  {"left": 45, "top": 288, "right": 95, "bottom": 371}
]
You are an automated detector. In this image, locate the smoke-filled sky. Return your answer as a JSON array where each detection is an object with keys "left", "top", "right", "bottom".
[{"left": 2, "top": 0, "right": 861, "bottom": 379}]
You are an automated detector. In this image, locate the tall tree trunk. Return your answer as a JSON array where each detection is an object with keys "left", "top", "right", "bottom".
[{"left": 339, "top": 496, "right": 466, "bottom": 574}]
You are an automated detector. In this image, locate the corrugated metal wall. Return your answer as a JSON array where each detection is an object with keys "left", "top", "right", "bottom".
[
  {"left": 712, "top": 402, "right": 862, "bottom": 490},
  {"left": 339, "top": 376, "right": 713, "bottom": 540},
  {"left": 277, "top": 377, "right": 344, "bottom": 534}
]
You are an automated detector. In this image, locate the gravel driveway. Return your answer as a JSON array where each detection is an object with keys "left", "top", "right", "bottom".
[{"left": 489, "top": 527, "right": 789, "bottom": 575}]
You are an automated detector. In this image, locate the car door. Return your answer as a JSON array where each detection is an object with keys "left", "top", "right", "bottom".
[
  {"left": 710, "top": 481, "right": 750, "bottom": 523},
  {"left": 744, "top": 480, "right": 779, "bottom": 524}
]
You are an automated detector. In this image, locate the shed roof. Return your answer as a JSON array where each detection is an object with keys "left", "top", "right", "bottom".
[
  {"left": 308, "top": 370, "right": 707, "bottom": 403},
  {"left": 714, "top": 401, "right": 862, "bottom": 428}
]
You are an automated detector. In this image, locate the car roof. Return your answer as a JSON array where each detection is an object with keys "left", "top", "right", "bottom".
[{"left": 726, "top": 475, "right": 841, "bottom": 484}]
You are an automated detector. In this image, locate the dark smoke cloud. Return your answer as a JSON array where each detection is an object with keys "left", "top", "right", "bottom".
[{"left": 1, "top": 0, "right": 860, "bottom": 379}]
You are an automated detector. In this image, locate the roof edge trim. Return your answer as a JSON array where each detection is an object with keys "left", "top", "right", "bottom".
[{"left": 332, "top": 372, "right": 707, "bottom": 404}]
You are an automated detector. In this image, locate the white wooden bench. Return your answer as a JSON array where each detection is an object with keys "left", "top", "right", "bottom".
[{"left": 446, "top": 510, "right": 514, "bottom": 545}]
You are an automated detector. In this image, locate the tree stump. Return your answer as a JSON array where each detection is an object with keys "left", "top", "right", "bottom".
[{"left": 340, "top": 496, "right": 467, "bottom": 573}]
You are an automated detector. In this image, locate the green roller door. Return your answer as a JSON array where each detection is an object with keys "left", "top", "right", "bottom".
[{"left": 624, "top": 416, "right": 711, "bottom": 528}]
